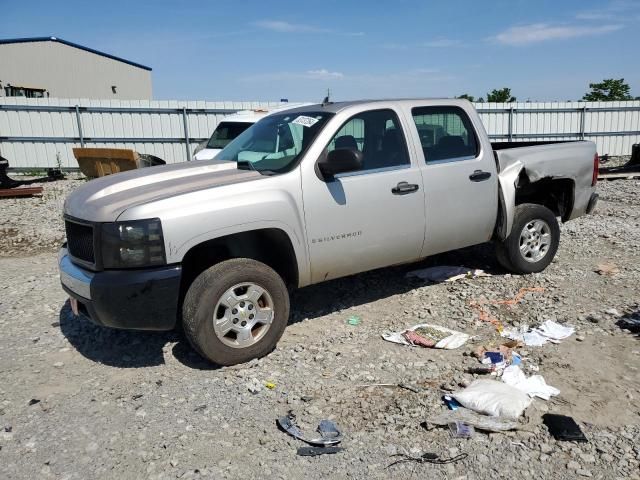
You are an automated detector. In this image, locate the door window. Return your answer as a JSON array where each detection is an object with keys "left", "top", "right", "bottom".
[
  {"left": 412, "top": 107, "right": 478, "bottom": 162},
  {"left": 327, "top": 109, "right": 409, "bottom": 171}
]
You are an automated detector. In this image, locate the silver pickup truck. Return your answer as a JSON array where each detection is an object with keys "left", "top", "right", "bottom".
[{"left": 59, "top": 99, "right": 599, "bottom": 365}]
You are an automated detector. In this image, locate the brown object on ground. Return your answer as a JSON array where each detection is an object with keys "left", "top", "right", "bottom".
[
  {"left": 402, "top": 330, "right": 437, "bottom": 348},
  {"left": 596, "top": 262, "right": 620, "bottom": 276},
  {"left": 0, "top": 187, "right": 43, "bottom": 198},
  {"left": 73, "top": 148, "right": 140, "bottom": 178},
  {"left": 469, "top": 287, "right": 545, "bottom": 332}
]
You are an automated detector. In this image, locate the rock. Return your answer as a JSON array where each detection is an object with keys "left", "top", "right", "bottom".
[
  {"left": 580, "top": 454, "right": 596, "bottom": 463},
  {"left": 540, "top": 443, "right": 554, "bottom": 454},
  {"left": 247, "top": 379, "right": 262, "bottom": 394},
  {"left": 567, "top": 461, "right": 581, "bottom": 470}
]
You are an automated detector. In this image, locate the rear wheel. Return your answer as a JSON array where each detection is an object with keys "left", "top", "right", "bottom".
[
  {"left": 182, "top": 258, "right": 290, "bottom": 365},
  {"left": 495, "top": 203, "right": 560, "bottom": 274}
]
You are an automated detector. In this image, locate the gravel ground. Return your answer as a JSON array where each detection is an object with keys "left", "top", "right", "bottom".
[{"left": 1, "top": 177, "right": 639, "bottom": 479}]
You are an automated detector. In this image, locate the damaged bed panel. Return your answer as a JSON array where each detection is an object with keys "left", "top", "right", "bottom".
[{"left": 495, "top": 141, "right": 597, "bottom": 239}]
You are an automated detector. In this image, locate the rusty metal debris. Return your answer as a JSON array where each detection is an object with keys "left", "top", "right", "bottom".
[{"left": 0, "top": 186, "right": 43, "bottom": 198}]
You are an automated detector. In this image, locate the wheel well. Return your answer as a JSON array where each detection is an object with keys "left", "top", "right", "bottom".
[
  {"left": 178, "top": 229, "right": 298, "bottom": 308},
  {"left": 515, "top": 175, "right": 574, "bottom": 221}
]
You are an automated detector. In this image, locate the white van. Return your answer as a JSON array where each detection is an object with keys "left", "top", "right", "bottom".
[{"left": 192, "top": 103, "right": 310, "bottom": 161}]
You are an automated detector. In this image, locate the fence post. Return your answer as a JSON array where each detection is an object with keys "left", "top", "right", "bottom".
[
  {"left": 580, "top": 105, "right": 587, "bottom": 140},
  {"left": 74, "top": 105, "right": 85, "bottom": 147},
  {"left": 182, "top": 107, "right": 191, "bottom": 161},
  {"left": 508, "top": 106, "right": 514, "bottom": 142}
]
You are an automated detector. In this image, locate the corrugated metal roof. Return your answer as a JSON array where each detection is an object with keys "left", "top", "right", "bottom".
[{"left": 0, "top": 36, "right": 152, "bottom": 71}]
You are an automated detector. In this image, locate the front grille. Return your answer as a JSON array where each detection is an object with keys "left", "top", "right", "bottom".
[{"left": 65, "top": 220, "right": 95, "bottom": 263}]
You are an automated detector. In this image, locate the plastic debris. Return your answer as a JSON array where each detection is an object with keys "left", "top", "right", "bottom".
[
  {"left": 452, "top": 379, "right": 532, "bottom": 419},
  {"left": 501, "top": 365, "right": 560, "bottom": 400},
  {"left": 382, "top": 323, "right": 470, "bottom": 350},
  {"left": 543, "top": 414, "right": 588, "bottom": 442},
  {"left": 297, "top": 446, "right": 344, "bottom": 456},
  {"left": 617, "top": 316, "right": 640, "bottom": 333},
  {"left": 484, "top": 352, "right": 505, "bottom": 364},
  {"left": 443, "top": 395, "right": 462, "bottom": 410},
  {"left": 511, "top": 353, "right": 522, "bottom": 366},
  {"left": 536, "top": 320, "right": 575, "bottom": 341},
  {"left": 277, "top": 412, "right": 343, "bottom": 446},
  {"left": 346, "top": 315, "right": 361, "bottom": 326},
  {"left": 406, "top": 266, "right": 491, "bottom": 283},
  {"left": 265, "top": 381, "right": 276, "bottom": 390},
  {"left": 502, "top": 320, "right": 575, "bottom": 346},
  {"left": 426, "top": 408, "right": 520, "bottom": 432},
  {"left": 387, "top": 451, "right": 469, "bottom": 468},
  {"left": 449, "top": 421, "right": 475, "bottom": 438}
]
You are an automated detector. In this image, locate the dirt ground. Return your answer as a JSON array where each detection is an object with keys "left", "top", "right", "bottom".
[{"left": 0, "top": 178, "right": 639, "bottom": 479}]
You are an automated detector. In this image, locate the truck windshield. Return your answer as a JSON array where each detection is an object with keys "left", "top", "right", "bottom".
[
  {"left": 206, "top": 122, "right": 254, "bottom": 149},
  {"left": 216, "top": 111, "right": 334, "bottom": 174}
]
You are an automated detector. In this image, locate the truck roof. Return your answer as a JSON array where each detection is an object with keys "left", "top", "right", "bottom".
[{"left": 280, "top": 98, "right": 472, "bottom": 114}]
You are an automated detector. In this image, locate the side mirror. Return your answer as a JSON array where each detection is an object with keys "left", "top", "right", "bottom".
[{"left": 318, "top": 148, "right": 363, "bottom": 178}]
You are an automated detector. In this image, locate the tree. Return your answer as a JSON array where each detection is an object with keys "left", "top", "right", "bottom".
[
  {"left": 582, "top": 78, "right": 633, "bottom": 101},
  {"left": 457, "top": 93, "right": 476, "bottom": 102},
  {"left": 486, "top": 88, "right": 516, "bottom": 102}
]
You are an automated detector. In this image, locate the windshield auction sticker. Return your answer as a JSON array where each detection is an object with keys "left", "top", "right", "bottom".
[{"left": 291, "top": 115, "right": 320, "bottom": 128}]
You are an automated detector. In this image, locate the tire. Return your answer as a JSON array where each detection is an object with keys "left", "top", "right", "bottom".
[
  {"left": 495, "top": 203, "right": 560, "bottom": 274},
  {"left": 182, "top": 258, "right": 290, "bottom": 366}
]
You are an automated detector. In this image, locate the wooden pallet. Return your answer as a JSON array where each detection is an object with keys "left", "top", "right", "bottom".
[{"left": 0, "top": 186, "right": 44, "bottom": 198}]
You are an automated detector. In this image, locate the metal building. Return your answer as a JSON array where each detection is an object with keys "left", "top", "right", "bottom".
[{"left": 0, "top": 36, "right": 152, "bottom": 99}]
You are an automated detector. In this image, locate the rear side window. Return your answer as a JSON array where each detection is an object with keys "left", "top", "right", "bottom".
[
  {"left": 411, "top": 107, "right": 478, "bottom": 162},
  {"left": 327, "top": 109, "right": 409, "bottom": 171}
]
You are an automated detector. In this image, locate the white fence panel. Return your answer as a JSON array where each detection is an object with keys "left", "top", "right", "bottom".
[{"left": 1, "top": 98, "right": 639, "bottom": 169}]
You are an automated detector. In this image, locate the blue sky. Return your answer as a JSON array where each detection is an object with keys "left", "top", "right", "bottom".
[{"left": 2, "top": 0, "right": 639, "bottom": 101}]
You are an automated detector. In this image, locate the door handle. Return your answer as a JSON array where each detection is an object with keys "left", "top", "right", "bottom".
[
  {"left": 469, "top": 170, "right": 491, "bottom": 182},
  {"left": 392, "top": 181, "right": 420, "bottom": 195}
]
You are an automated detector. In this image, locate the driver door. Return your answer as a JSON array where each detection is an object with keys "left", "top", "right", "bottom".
[{"left": 301, "top": 108, "right": 426, "bottom": 283}]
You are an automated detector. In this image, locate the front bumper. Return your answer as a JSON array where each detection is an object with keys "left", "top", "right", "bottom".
[{"left": 58, "top": 247, "right": 182, "bottom": 331}]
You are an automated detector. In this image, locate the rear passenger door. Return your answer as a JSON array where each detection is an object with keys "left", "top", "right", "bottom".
[{"left": 411, "top": 106, "right": 498, "bottom": 255}]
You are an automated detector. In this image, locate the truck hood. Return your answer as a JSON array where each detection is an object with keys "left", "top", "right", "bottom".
[{"left": 64, "top": 160, "right": 262, "bottom": 222}]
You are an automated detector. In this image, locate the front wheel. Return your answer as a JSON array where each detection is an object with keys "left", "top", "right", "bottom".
[
  {"left": 182, "top": 258, "right": 290, "bottom": 366},
  {"left": 495, "top": 203, "right": 560, "bottom": 274}
]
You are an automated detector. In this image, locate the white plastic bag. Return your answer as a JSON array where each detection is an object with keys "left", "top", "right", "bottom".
[
  {"left": 452, "top": 379, "right": 532, "bottom": 419},
  {"left": 501, "top": 365, "right": 560, "bottom": 401}
]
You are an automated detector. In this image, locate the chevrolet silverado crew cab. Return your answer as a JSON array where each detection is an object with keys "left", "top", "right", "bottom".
[{"left": 59, "top": 99, "right": 599, "bottom": 365}]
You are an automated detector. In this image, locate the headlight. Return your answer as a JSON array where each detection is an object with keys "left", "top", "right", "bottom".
[{"left": 101, "top": 218, "right": 166, "bottom": 268}]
